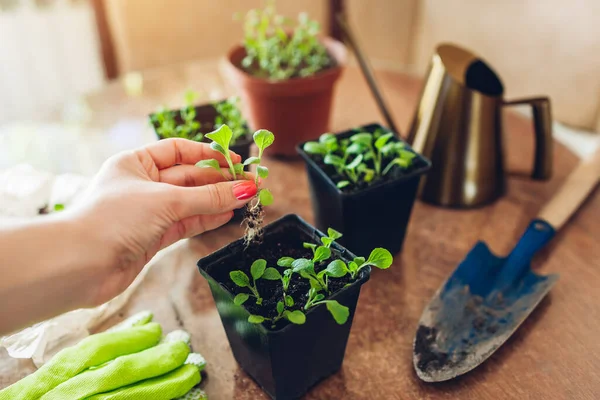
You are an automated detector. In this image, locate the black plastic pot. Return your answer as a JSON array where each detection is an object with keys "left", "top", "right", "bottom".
[
  {"left": 148, "top": 100, "right": 253, "bottom": 222},
  {"left": 297, "top": 123, "right": 432, "bottom": 256},
  {"left": 197, "top": 214, "right": 370, "bottom": 400}
]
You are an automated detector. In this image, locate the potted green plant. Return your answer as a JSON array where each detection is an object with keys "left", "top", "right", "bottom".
[
  {"left": 149, "top": 92, "right": 253, "bottom": 160},
  {"left": 297, "top": 123, "right": 432, "bottom": 256},
  {"left": 224, "top": 1, "right": 347, "bottom": 157},
  {"left": 198, "top": 214, "right": 392, "bottom": 399}
]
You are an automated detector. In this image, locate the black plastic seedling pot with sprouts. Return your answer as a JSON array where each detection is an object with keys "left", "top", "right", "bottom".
[
  {"left": 197, "top": 214, "right": 370, "bottom": 400},
  {"left": 297, "top": 123, "right": 432, "bottom": 256},
  {"left": 149, "top": 99, "right": 253, "bottom": 222},
  {"left": 148, "top": 99, "right": 253, "bottom": 160}
]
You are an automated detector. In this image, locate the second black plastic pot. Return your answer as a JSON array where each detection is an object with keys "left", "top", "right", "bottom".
[
  {"left": 197, "top": 214, "right": 370, "bottom": 400},
  {"left": 297, "top": 123, "right": 432, "bottom": 256}
]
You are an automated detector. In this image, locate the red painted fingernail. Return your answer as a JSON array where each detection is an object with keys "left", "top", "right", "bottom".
[{"left": 232, "top": 180, "right": 257, "bottom": 200}]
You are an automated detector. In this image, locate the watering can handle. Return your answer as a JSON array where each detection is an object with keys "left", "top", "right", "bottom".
[
  {"left": 504, "top": 97, "right": 553, "bottom": 180},
  {"left": 538, "top": 147, "right": 600, "bottom": 230}
]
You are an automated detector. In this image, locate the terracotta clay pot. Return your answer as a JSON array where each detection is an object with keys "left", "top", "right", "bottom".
[{"left": 224, "top": 38, "right": 347, "bottom": 157}]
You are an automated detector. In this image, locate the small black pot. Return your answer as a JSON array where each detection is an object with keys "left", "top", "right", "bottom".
[
  {"left": 197, "top": 214, "right": 370, "bottom": 400},
  {"left": 148, "top": 100, "right": 253, "bottom": 222},
  {"left": 297, "top": 123, "right": 431, "bottom": 256}
]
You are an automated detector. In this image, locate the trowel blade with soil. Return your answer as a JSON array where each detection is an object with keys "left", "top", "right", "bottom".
[{"left": 413, "top": 220, "right": 559, "bottom": 382}]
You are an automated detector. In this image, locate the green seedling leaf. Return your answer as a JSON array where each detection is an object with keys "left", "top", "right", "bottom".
[
  {"left": 399, "top": 149, "right": 416, "bottom": 161},
  {"left": 324, "top": 154, "right": 344, "bottom": 167},
  {"left": 277, "top": 257, "right": 294, "bottom": 267},
  {"left": 248, "top": 315, "right": 265, "bottom": 324},
  {"left": 350, "top": 132, "right": 373, "bottom": 146},
  {"left": 262, "top": 267, "right": 282, "bottom": 280},
  {"left": 195, "top": 159, "right": 222, "bottom": 172},
  {"left": 243, "top": 156, "right": 261, "bottom": 165},
  {"left": 337, "top": 180, "right": 350, "bottom": 189},
  {"left": 319, "top": 133, "right": 337, "bottom": 144},
  {"left": 367, "top": 248, "right": 393, "bottom": 269},
  {"left": 308, "top": 276, "right": 323, "bottom": 290},
  {"left": 257, "top": 165, "right": 269, "bottom": 179},
  {"left": 325, "top": 260, "right": 348, "bottom": 278},
  {"left": 292, "top": 258, "right": 313, "bottom": 273},
  {"left": 253, "top": 129, "right": 275, "bottom": 153},
  {"left": 284, "top": 310, "right": 306, "bottom": 325},
  {"left": 345, "top": 142, "right": 364, "bottom": 154},
  {"left": 346, "top": 154, "right": 364, "bottom": 170},
  {"left": 348, "top": 261, "right": 358, "bottom": 273},
  {"left": 303, "top": 142, "right": 327, "bottom": 155},
  {"left": 314, "top": 293, "right": 325, "bottom": 302},
  {"left": 363, "top": 168, "right": 375, "bottom": 183},
  {"left": 303, "top": 243, "right": 317, "bottom": 252},
  {"left": 230, "top": 271, "right": 250, "bottom": 287},
  {"left": 277, "top": 301, "right": 284, "bottom": 314},
  {"left": 251, "top": 259, "right": 267, "bottom": 280},
  {"left": 313, "top": 246, "right": 331, "bottom": 263},
  {"left": 354, "top": 257, "right": 366, "bottom": 265},
  {"left": 321, "top": 237, "right": 333, "bottom": 247},
  {"left": 206, "top": 124, "right": 233, "bottom": 152},
  {"left": 285, "top": 295, "right": 294, "bottom": 307},
  {"left": 374, "top": 132, "right": 394, "bottom": 149},
  {"left": 53, "top": 203, "right": 65, "bottom": 212},
  {"left": 325, "top": 300, "right": 350, "bottom": 324},
  {"left": 232, "top": 163, "right": 245, "bottom": 177},
  {"left": 258, "top": 188, "right": 274, "bottom": 206},
  {"left": 380, "top": 142, "right": 396, "bottom": 155},
  {"left": 234, "top": 293, "right": 249, "bottom": 305},
  {"left": 327, "top": 228, "right": 343, "bottom": 240},
  {"left": 209, "top": 141, "right": 226, "bottom": 156}
]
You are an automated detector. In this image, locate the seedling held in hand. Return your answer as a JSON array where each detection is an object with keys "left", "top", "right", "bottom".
[{"left": 195, "top": 125, "right": 275, "bottom": 245}]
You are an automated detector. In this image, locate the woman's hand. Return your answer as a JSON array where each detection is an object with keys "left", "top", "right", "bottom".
[{"left": 71, "top": 138, "right": 257, "bottom": 307}]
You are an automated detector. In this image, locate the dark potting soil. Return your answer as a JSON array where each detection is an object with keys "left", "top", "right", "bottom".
[
  {"left": 209, "top": 225, "right": 354, "bottom": 331},
  {"left": 309, "top": 152, "right": 430, "bottom": 194}
]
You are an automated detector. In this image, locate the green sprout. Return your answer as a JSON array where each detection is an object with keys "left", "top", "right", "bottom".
[
  {"left": 151, "top": 90, "right": 203, "bottom": 141},
  {"left": 303, "top": 128, "right": 417, "bottom": 190},
  {"left": 195, "top": 125, "right": 274, "bottom": 243},
  {"left": 238, "top": 0, "right": 332, "bottom": 80},
  {"left": 238, "top": 227, "right": 393, "bottom": 328},
  {"left": 231, "top": 259, "right": 269, "bottom": 306}
]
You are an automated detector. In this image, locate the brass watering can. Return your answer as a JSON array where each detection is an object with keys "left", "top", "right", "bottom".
[{"left": 407, "top": 43, "right": 553, "bottom": 208}]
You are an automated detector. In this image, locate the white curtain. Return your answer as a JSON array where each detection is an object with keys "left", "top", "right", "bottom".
[{"left": 0, "top": 0, "right": 105, "bottom": 123}]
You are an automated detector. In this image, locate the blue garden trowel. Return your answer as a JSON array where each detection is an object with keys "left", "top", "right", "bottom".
[{"left": 413, "top": 149, "right": 600, "bottom": 382}]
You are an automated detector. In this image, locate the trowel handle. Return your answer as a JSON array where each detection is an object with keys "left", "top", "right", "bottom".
[{"left": 538, "top": 148, "right": 600, "bottom": 230}]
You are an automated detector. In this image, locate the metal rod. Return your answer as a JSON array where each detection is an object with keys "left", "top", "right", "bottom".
[{"left": 335, "top": 12, "right": 400, "bottom": 135}]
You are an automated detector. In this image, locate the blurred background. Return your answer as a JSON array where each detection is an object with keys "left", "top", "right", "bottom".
[{"left": 1, "top": 0, "right": 599, "bottom": 210}]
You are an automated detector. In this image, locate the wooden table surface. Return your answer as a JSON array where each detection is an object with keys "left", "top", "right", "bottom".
[{"left": 2, "top": 61, "right": 599, "bottom": 399}]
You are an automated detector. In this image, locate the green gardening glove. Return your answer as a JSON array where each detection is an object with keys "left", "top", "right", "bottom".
[
  {"left": 0, "top": 312, "right": 206, "bottom": 400},
  {"left": 0, "top": 321, "right": 162, "bottom": 399}
]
